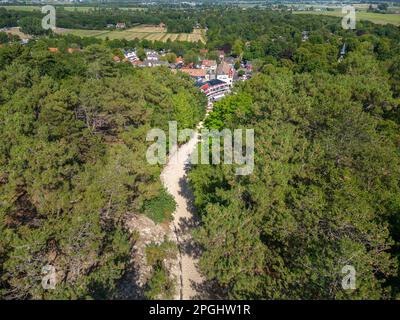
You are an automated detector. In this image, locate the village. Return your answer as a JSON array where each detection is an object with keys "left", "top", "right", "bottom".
[
  {"left": 114, "top": 47, "right": 254, "bottom": 103},
  {"left": 1, "top": 24, "right": 253, "bottom": 103}
]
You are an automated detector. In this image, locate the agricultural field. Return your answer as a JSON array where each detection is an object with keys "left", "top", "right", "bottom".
[
  {"left": 55, "top": 25, "right": 207, "bottom": 43},
  {"left": 55, "top": 28, "right": 111, "bottom": 38},
  {"left": 294, "top": 10, "right": 400, "bottom": 26}
]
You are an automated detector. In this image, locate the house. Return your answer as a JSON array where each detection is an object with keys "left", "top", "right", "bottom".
[
  {"left": 142, "top": 59, "right": 169, "bottom": 67},
  {"left": 199, "top": 49, "right": 209, "bottom": 55},
  {"left": 175, "top": 57, "right": 184, "bottom": 65},
  {"left": 217, "top": 50, "right": 225, "bottom": 60},
  {"left": 159, "top": 22, "right": 166, "bottom": 28},
  {"left": 216, "top": 61, "right": 234, "bottom": 86},
  {"left": 48, "top": 47, "right": 59, "bottom": 53},
  {"left": 132, "top": 60, "right": 143, "bottom": 67},
  {"left": 116, "top": 22, "right": 126, "bottom": 29},
  {"left": 223, "top": 57, "right": 236, "bottom": 67},
  {"left": 153, "top": 60, "right": 169, "bottom": 67},
  {"left": 133, "top": 59, "right": 168, "bottom": 68},
  {"left": 113, "top": 55, "right": 121, "bottom": 62},
  {"left": 195, "top": 79, "right": 230, "bottom": 101},
  {"left": 180, "top": 68, "right": 209, "bottom": 82},
  {"left": 123, "top": 50, "right": 138, "bottom": 62},
  {"left": 145, "top": 49, "right": 159, "bottom": 61},
  {"left": 201, "top": 59, "right": 217, "bottom": 72}
]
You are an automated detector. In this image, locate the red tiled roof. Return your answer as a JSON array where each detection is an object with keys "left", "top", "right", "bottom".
[
  {"left": 48, "top": 47, "right": 58, "bottom": 53},
  {"left": 202, "top": 59, "right": 217, "bottom": 67},
  {"left": 180, "top": 68, "right": 206, "bottom": 77},
  {"left": 216, "top": 61, "right": 232, "bottom": 75}
]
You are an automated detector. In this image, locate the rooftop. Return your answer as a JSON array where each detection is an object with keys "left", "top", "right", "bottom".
[
  {"left": 195, "top": 79, "right": 227, "bottom": 88},
  {"left": 216, "top": 61, "right": 232, "bottom": 75},
  {"left": 202, "top": 59, "right": 217, "bottom": 67},
  {"left": 180, "top": 68, "right": 207, "bottom": 77}
]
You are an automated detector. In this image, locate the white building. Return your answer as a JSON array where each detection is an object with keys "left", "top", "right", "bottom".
[
  {"left": 145, "top": 49, "right": 160, "bottom": 61},
  {"left": 201, "top": 59, "right": 217, "bottom": 72},
  {"left": 216, "top": 61, "right": 234, "bottom": 86},
  {"left": 123, "top": 50, "right": 138, "bottom": 62}
]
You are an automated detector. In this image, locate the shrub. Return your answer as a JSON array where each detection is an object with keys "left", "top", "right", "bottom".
[{"left": 143, "top": 189, "right": 176, "bottom": 224}]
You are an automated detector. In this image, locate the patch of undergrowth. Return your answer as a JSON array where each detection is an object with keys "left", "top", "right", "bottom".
[
  {"left": 146, "top": 240, "right": 178, "bottom": 266},
  {"left": 143, "top": 188, "right": 176, "bottom": 224},
  {"left": 144, "top": 261, "right": 176, "bottom": 300},
  {"left": 144, "top": 240, "right": 177, "bottom": 299}
]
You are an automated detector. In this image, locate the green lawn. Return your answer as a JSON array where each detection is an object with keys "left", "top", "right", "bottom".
[{"left": 294, "top": 10, "right": 400, "bottom": 26}]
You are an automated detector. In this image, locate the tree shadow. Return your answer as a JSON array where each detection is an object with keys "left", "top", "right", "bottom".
[
  {"left": 178, "top": 168, "right": 198, "bottom": 215},
  {"left": 176, "top": 216, "right": 203, "bottom": 260},
  {"left": 111, "top": 247, "right": 146, "bottom": 300},
  {"left": 190, "top": 278, "right": 228, "bottom": 300},
  {"left": 175, "top": 156, "right": 226, "bottom": 299}
]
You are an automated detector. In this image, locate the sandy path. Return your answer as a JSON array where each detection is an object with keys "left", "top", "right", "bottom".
[{"left": 160, "top": 123, "right": 205, "bottom": 300}]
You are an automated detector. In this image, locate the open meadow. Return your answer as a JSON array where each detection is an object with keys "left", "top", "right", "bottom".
[{"left": 294, "top": 10, "right": 400, "bottom": 26}]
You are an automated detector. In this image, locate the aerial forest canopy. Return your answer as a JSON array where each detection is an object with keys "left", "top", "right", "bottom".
[
  {"left": 0, "top": 40, "right": 205, "bottom": 299},
  {"left": 0, "top": 5, "right": 399, "bottom": 300},
  {"left": 190, "top": 16, "right": 400, "bottom": 299}
]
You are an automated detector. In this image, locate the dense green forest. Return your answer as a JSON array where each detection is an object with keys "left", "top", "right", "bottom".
[
  {"left": 0, "top": 39, "right": 205, "bottom": 299},
  {"left": 190, "top": 16, "right": 400, "bottom": 299}
]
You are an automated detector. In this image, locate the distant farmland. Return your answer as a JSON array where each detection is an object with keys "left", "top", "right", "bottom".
[
  {"left": 0, "top": 6, "right": 146, "bottom": 12},
  {"left": 294, "top": 10, "right": 400, "bottom": 26},
  {"left": 55, "top": 25, "right": 207, "bottom": 43}
]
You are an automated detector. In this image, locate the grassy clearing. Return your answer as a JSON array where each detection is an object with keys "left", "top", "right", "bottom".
[
  {"left": 55, "top": 25, "right": 207, "bottom": 43},
  {"left": 55, "top": 28, "right": 110, "bottom": 37},
  {"left": 2, "top": 27, "right": 31, "bottom": 39},
  {"left": 294, "top": 10, "right": 400, "bottom": 26},
  {"left": 130, "top": 25, "right": 166, "bottom": 33},
  {"left": 142, "top": 189, "right": 176, "bottom": 224}
]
